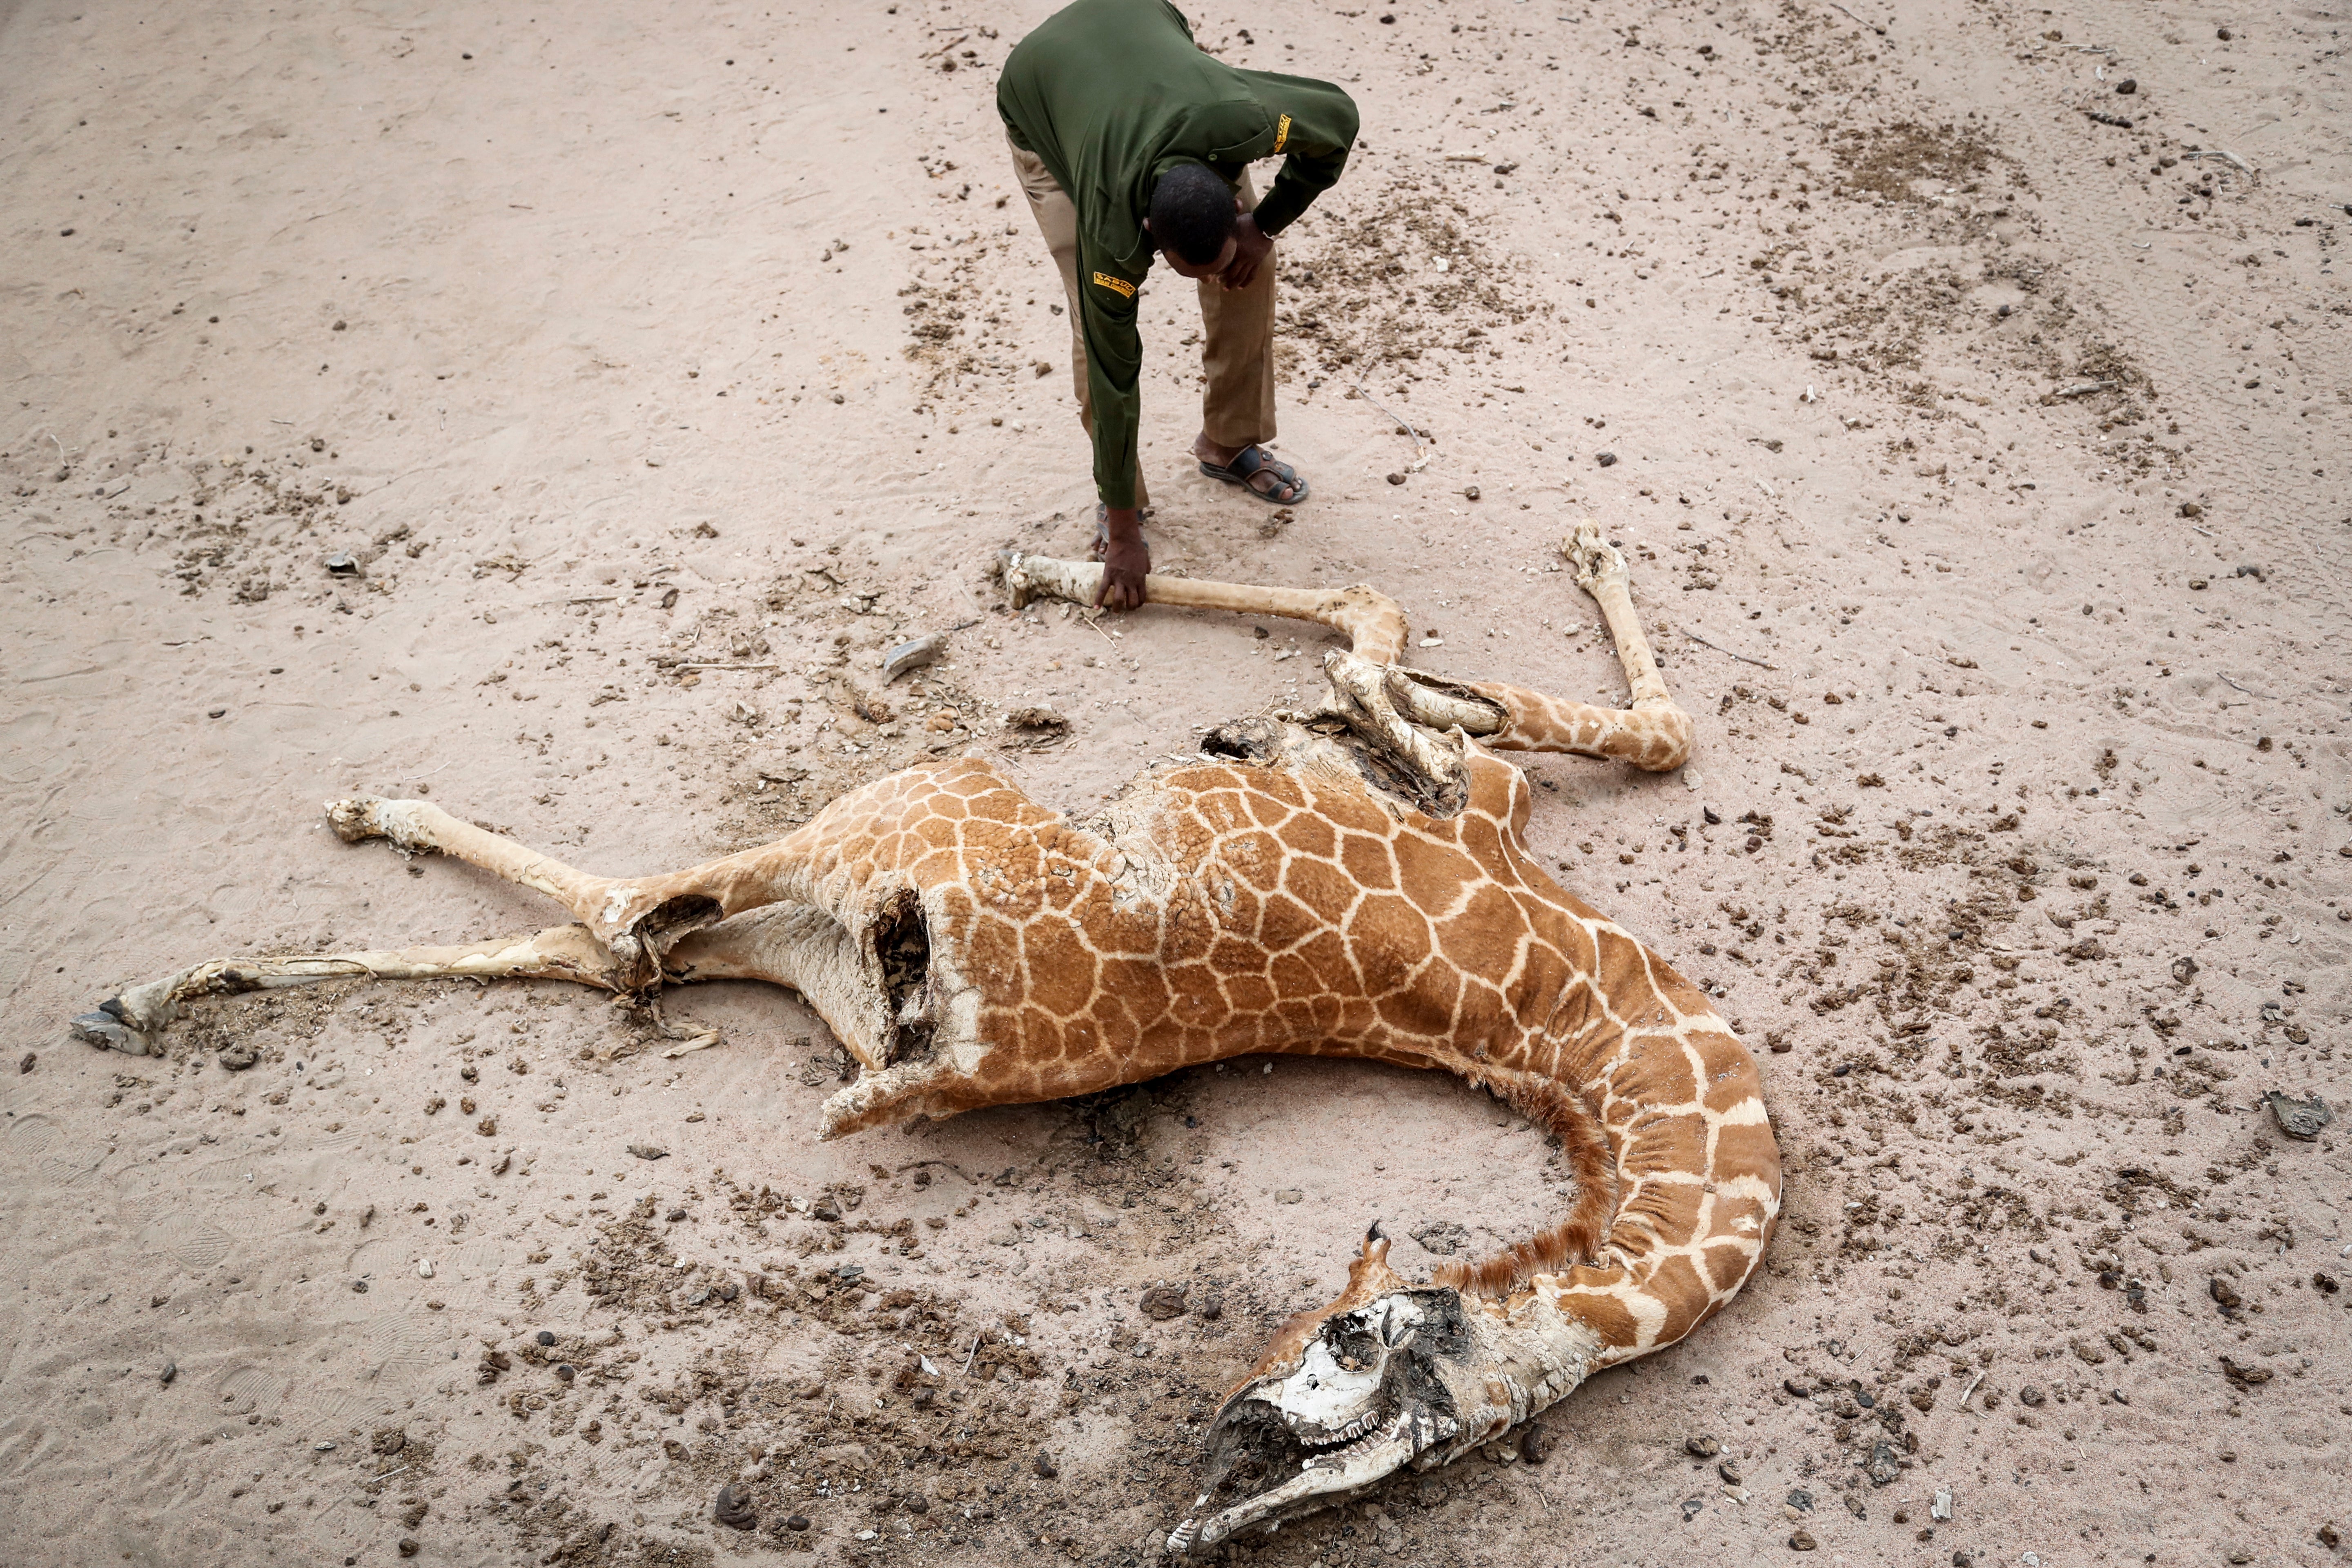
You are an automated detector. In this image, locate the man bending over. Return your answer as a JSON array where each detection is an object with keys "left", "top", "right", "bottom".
[{"left": 998, "top": 0, "right": 1359, "bottom": 609}]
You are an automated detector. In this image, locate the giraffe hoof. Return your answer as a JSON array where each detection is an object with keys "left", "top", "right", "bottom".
[{"left": 71, "top": 1003, "right": 149, "bottom": 1055}]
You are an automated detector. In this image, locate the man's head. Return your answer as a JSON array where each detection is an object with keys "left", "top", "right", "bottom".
[{"left": 1147, "top": 162, "right": 1238, "bottom": 278}]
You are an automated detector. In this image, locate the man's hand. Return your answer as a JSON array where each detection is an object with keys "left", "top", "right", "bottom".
[
  {"left": 1093, "top": 507, "right": 1151, "bottom": 611},
  {"left": 1218, "top": 212, "right": 1272, "bottom": 292}
]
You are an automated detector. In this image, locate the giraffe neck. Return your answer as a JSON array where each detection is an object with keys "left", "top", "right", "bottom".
[{"left": 1409, "top": 899, "right": 1782, "bottom": 1380}]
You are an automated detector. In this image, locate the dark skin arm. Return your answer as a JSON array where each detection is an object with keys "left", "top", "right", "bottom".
[{"left": 1096, "top": 199, "right": 1269, "bottom": 612}]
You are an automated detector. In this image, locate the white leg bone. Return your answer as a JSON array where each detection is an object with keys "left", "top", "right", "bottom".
[
  {"left": 998, "top": 552, "right": 1410, "bottom": 663},
  {"left": 1564, "top": 520, "right": 1675, "bottom": 711}
]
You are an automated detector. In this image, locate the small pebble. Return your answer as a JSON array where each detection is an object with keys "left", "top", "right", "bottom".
[
  {"left": 1686, "top": 1434, "right": 1722, "bottom": 1458},
  {"left": 2115, "top": 78, "right": 2137, "bottom": 94},
  {"left": 1789, "top": 1528, "right": 1817, "bottom": 1551},
  {"left": 1596, "top": 451, "right": 1619, "bottom": 467},
  {"left": 160, "top": 1361, "right": 177, "bottom": 1385},
  {"left": 1139, "top": 1285, "right": 1188, "bottom": 1321},
  {"left": 1387, "top": 472, "right": 1407, "bottom": 485},
  {"left": 1034, "top": 1450, "right": 1059, "bottom": 1479}
]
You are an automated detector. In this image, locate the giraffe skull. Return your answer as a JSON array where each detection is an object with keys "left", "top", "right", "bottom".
[{"left": 1168, "top": 1288, "right": 1477, "bottom": 1555}]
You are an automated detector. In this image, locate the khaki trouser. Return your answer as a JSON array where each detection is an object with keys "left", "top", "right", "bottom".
[{"left": 1007, "top": 132, "right": 1278, "bottom": 510}]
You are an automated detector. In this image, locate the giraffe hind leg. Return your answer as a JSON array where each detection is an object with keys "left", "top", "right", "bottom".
[
  {"left": 74, "top": 924, "right": 623, "bottom": 1056},
  {"left": 330, "top": 797, "right": 733, "bottom": 988}
]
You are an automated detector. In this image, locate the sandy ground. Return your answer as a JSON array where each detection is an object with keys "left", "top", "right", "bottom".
[{"left": 4, "top": 0, "right": 2350, "bottom": 1564}]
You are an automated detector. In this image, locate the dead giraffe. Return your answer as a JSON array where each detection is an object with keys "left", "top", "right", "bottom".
[{"left": 73, "top": 521, "right": 1780, "bottom": 1554}]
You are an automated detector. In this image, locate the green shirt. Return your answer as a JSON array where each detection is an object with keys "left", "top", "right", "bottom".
[{"left": 998, "top": 0, "right": 1359, "bottom": 508}]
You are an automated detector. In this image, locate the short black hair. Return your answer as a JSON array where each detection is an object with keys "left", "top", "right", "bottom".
[{"left": 1149, "top": 162, "right": 1236, "bottom": 265}]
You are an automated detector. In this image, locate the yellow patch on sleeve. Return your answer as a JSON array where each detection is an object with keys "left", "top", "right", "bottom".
[
  {"left": 1090, "top": 271, "right": 1136, "bottom": 299},
  {"left": 1274, "top": 114, "right": 1292, "bottom": 154}
]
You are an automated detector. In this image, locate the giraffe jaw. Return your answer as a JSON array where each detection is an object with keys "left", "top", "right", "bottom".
[{"left": 1167, "top": 1290, "right": 1474, "bottom": 1555}]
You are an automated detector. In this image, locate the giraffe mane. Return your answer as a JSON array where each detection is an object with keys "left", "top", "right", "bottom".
[{"left": 1430, "top": 1077, "right": 1615, "bottom": 1298}]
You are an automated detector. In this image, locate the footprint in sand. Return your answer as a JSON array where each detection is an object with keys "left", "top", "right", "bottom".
[
  {"left": 7, "top": 1113, "right": 58, "bottom": 1160},
  {"left": 287, "top": 1385, "right": 397, "bottom": 1440},
  {"left": 215, "top": 1363, "right": 283, "bottom": 1414},
  {"left": 363, "top": 1309, "right": 451, "bottom": 1374},
  {"left": 140, "top": 1212, "right": 236, "bottom": 1274}
]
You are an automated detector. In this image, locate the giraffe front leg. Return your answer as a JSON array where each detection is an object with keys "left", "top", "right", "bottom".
[
  {"left": 1385, "top": 523, "right": 1693, "bottom": 772},
  {"left": 72, "top": 924, "right": 623, "bottom": 1055},
  {"left": 329, "top": 797, "right": 750, "bottom": 989}
]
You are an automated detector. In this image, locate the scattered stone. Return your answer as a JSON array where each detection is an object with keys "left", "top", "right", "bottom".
[
  {"left": 396, "top": 1541, "right": 419, "bottom": 1559},
  {"left": 1273, "top": 1188, "right": 1303, "bottom": 1204},
  {"left": 1867, "top": 1439, "right": 1903, "bottom": 1486},
  {"left": 18, "top": 1051, "right": 33, "bottom": 1074},
  {"left": 810, "top": 1194, "right": 842, "bottom": 1222},
  {"left": 2019, "top": 1384, "right": 2045, "bottom": 1406},
  {"left": 1596, "top": 451, "right": 1619, "bottom": 467},
  {"left": 160, "top": 1361, "right": 176, "bottom": 1385},
  {"left": 1783, "top": 1377, "right": 1812, "bottom": 1398},
  {"left": 1686, "top": 1435, "right": 1722, "bottom": 1458},
  {"left": 2264, "top": 1089, "right": 2332, "bottom": 1140},
  {"left": 1138, "top": 1285, "right": 1188, "bottom": 1321},
  {"left": 2218, "top": 1355, "right": 2272, "bottom": 1388},
  {"left": 1519, "top": 1419, "right": 1555, "bottom": 1465},
  {"left": 555, "top": 1363, "right": 575, "bottom": 1382},
  {"left": 1682, "top": 1497, "right": 1706, "bottom": 1521},
  {"left": 713, "top": 1482, "right": 757, "bottom": 1531},
  {"left": 1718, "top": 1458, "right": 1742, "bottom": 1485},
  {"left": 1197, "top": 1287, "right": 1224, "bottom": 1321},
  {"left": 785, "top": 1515, "right": 810, "bottom": 1532},
  {"left": 2171, "top": 956, "right": 2198, "bottom": 984},
  {"left": 1463, "top": 485, "right": 1481, "bottom": 501},
  {"left": 2210, "top": 1277, "right": 2243, "bottom": 1315},
  {"left": 628, "top": 1144, "right": 670, "bottom": 1161},
  {"left": 1034, "top": 1450, "right": 1059, "bottom": 1479},
  {"left": 1789, "top": 1528, "right": 1817, "bottom": 1550},
  {"left": 324, "top": 552, "right": 360, "bottom": 576},
  {"left": 1931, "top": 1486, "right": 1953, "bottom": 1522},
  {"left": 883, "top": 633, "right": 948, "bottom": 682},
  {"left": 218, "top": 1041, "right": 259, "bottom": 1071},
  {"left": 1786, "top": 1488, "right": 1814, "bottom": 1513},
  {"left": 2115, "top": 77, "right": 2137, "bottom": 93},
  {"left": 1387, "top": 472, "right": 1407, "bottom": 485}
]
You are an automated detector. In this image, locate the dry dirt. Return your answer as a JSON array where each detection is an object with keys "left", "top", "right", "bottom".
[{"left": 4, "top": 0, "right": 2350, "bottom": 1566}]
